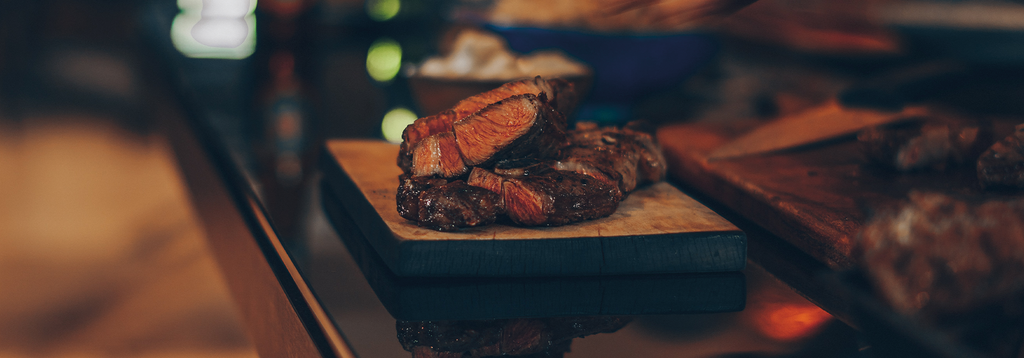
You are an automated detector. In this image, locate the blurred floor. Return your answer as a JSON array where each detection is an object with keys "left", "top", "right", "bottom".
[{"left": 0, "top": 114, "right": 258, "bottom": 358}]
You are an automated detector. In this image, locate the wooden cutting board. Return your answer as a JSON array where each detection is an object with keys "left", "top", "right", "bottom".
[
  {"left": 321, "top": 139, "right": 746, "bottom": 277},
  {"left": 322, "top": 187, "right": 745, "bottom": 320},
  {"left": 657, "top": 120, "right": 1020, "bottom": 271}
]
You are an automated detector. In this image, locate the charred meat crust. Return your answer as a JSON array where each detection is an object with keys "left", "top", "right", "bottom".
[
  {"left": 416, "top": 181, "right": 503, "bottom": 231},
  {"left": 502, "top": 170, "right": 622, "bottom": 226},
  {"left": 468, "top": 167, "right": 622, "bottom": 227},
  {"left": 397, "top": 174, "right": 450, "bottom": 221},
  {"left": 978, "top": 124, "right": 1024, "bottom": 189},
  {"left": 560, "top": 123, "right": 666, "bottom": 193}
]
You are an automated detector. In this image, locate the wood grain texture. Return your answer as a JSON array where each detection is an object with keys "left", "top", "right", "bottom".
[
  {"left": 322, "top": 188, "right": 745, "bottom": 321},
  {"left": 322, "top": 139, "right": 746, "bottom": 277},
  {"left": 708, "top": 102, "right": 928, "bottom": 160},
  {"left": 657, "top": 120, "right": 1019, "bottom": 271}
]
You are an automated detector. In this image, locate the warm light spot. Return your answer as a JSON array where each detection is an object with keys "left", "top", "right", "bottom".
[
  {"left": 366, "top": 0, "right": 401, "bottom": 21},
  {"left": 382, "top": 107, "right": 418, "bottom": 143},
  {"left": 367, "top": 37, "right": 402, "bottom": 82},
  {"left": 754, "top": 303, "right": 834, "bottom": 341},
  {"left": 171, "top": 0, "right": 257, "bottom": 59}
]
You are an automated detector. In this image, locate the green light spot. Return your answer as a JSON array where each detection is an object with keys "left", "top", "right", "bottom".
[
  {"left": 367, "top": 37, "right": 402, "bottom": 82},
  {"left": 381, "top": 107, "right": 418, "bottom": 143},
  {"left": 367, "top": 0, "right": 400, "bottom": 21}
]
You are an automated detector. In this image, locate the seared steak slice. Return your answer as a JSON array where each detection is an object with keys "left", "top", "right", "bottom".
[
  {"left": 396, "top": 174, "right": 449, "bottom": 221},
  {"left": 399, "top": 111, "right": 460, "bottom": 173},
  {"left": 467, "top": 167, "right": 505, "bottom": 196},
  {"left": 417, "top": 181, "right": 502, "bottom": 231},
  {"left": 398, "top": 77, "right": 577, "bottom": 173},
  {"left": 560, "top": 122, "right": 667, "bottom": 193},
  {"left": 453, "top": 94, "right": 568, "bottom": 167},
  {"left": 556, "top": 146, "right": 635, "bottom": 193},
  {"left": 978, "top": 124, "right": 1024, "bottom": 189},
  {"left": 410, "top": 132, "right": 468, "bottom": 178},
  {"left": 502, "top": 170, "right": 621, "bottom": 226},
  {"left": 449, "top": 76, "right": 561, "bottom": 120}
]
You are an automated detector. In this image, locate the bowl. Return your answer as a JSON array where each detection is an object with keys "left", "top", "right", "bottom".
[{"left": 488, "top": 26, "right": 719, "bottom": 122}]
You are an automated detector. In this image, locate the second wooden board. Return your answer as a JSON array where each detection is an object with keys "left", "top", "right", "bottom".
[{"left": 321, "top": 139, "right": 746, "bottom": 277}]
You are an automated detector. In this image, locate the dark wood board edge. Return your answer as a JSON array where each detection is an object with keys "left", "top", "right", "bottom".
[
  {"left": 320, "top": 143, "right": 747, "bottom": 277},
  {"left": 664, "top": 176, "right": 871, "bottom": 336},
  {"left": 395, "top": 230, "right": 746, "bottom": 276},
  {"left": 659, "top": 124, "right": 856, "bottom": 270},
  {"left": 322, "top": 184, "right": 745, "bottom": 321}
]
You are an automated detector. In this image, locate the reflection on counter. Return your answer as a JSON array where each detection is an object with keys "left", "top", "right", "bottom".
[{"left": 397, "top": 317, "right": 631, "bottom": 358}]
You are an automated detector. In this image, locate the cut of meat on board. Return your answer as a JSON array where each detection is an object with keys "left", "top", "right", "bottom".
[
  {"left": 452, "top": 94, "right": 568, "bottom": 168},
  {"left": 399, "top": 122, "right": 667, "bottom": 231},
  {"left": 398, "top": 76, "right": 577, "bottom": 174}
]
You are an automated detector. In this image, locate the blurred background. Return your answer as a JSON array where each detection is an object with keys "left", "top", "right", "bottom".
[{"left": 2, "top": 0, "right": 1024, "bottom": 357}]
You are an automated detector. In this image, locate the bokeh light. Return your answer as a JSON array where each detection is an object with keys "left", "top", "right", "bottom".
[
  {"left": 366, "top": 37, "right": 402, "bottom": 82},
  {"left": 171, "top": 0, "right": 256, "bottom": 59},
  {"left": 381, "top": 107, "right": 418, "bottom": 143},
  {"left": 366, "top": 0, "right": 401, "bottom": 21},
  {"left": 753, "top": 303, "right": 834, "bottom": 341}
]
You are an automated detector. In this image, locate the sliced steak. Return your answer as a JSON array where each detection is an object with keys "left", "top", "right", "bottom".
[
  {"left": 398, "top": 77, "right": 577, "bottom": 173},
  {"left": 978, "top": 123, "right": 1024, "bottom": 189},
  {"left": 410, "top": 131, "right": 468, "bottom": 178},
  {"left": 556, "top": 122, "right": 666, "bottom": 194},
  {"left": 453, "top": 94, "right": 568, "bottom": 167},
  {"left": 502, "top": 170, "right": 621, "bottom": 226},
  {"left": 399, "top": 111, "right": 460, "bottom": 173}
]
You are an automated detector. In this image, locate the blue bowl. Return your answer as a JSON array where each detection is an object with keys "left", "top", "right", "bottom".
[{"left": 489, "top": 26, "right": 719, "bottom": 122}]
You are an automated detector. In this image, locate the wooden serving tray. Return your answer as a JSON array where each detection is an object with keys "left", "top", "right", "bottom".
[
  {"left": 321, "top": 140, "right": 746, "bottom": 277},
  {"left": 656, "top": 119, "right": 1021, "bottom": 271},
  {"left": 322, "top": 187, "right": 745, "bottom": 320}
]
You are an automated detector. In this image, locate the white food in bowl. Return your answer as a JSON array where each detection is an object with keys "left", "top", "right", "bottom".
[{"left": 411, "top": 30, "right": 590, "bottom": 81}]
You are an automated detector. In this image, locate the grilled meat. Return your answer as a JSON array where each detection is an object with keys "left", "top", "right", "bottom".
[
  {"left": 503, "top": 170, "right": 622, "bottom": 226},
  {"left": 416, "top": 181, "right": 503, "bottom": 232},
  {"left": 399, "top": 77, "right": 576, "bottom": 173},
  {"left": 453, "top": 94, "right": 568, "bottom": 167},
  {"left": 858, "top": 118, "right": 990, "bottom": 172},
  {"left": 395, "top": 77, "right": 667, "bottom": 231},
  {"left": 398, "top": 123, "right": 667, "bottom": 230},
  {"left": 978, "top": 124, "right": 1024, "bottom": 190},
  {"left": 560, "top": 121, "right": 667, "bottom": 193},
  {"left": 468, "top": 167, "right": 622, "bottom": 226},
  {"left": 856, "top": 192, "right": 1024, "bottom": 358},
  {"left": 407, "top": 94, "right": 569, "bottom": 178},
  {"left": 397, "top": 174, "right": 450, "bottom": 221},
  {"left": 411, "top": 132, "right": 469, "bottom": 178},
  {"left": 399, "top": 111, "right": 460, "bottom": 172},
  {"left": 396, "top": 317, "right": 631, "bottom": 358}
]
